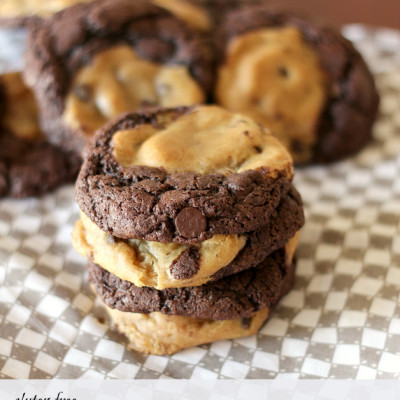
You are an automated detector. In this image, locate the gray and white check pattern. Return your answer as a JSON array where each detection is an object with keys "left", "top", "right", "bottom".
[{"left": 0, "top": 25, "right": 399, "bottom": 379}]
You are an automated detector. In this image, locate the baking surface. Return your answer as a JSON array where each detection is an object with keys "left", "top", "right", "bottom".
[{"left": 0, "top": 25, "right": 399, "bottom": 379}]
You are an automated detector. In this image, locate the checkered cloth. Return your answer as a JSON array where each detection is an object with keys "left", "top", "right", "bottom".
[{"left": 0, "top": 25, "right": 399, "bottom": 379}]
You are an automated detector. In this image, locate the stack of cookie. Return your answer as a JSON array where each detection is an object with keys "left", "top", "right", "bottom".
[{"left": 72, "top": 104, "right": 305, "bottom": 355}]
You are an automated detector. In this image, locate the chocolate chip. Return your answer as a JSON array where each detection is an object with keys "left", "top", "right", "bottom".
[
  {"left": 290, "top": 139, "right": 312, "bottom": 161},
  {"left": 241, "top": 317, "right": 252, "bottom": 329},
  {"left": 74, "top": 84, "right": 92, "bottom": 102},
  {"left": 175, "top": 207, "right": 206, "bottom": 238},
  {"left": 251, "top": 96, "right": 262, "bottom": 106},
  {"left": 170, "top": 247, "right": 200, "bottom": 280},
  {"left": 278, "top": 66, "right": 289, "bottom": 78}
]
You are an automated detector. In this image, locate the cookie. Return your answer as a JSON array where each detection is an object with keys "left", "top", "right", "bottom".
[
  {"left": 87, "top": 237, "right": 297, "bottom": 320},
  {"left": 73, "top": 184, "right": 303, "bottom": 289},
  {"left": 24, "top": 0, "right": 213, "bottom": 154},
  {"left": 75, "top": 105, "right": 295, "bottom": 244},
  {"left": 215, "top": 6, "right": 379, "bottom": 164},
  {"left": 105, "top": 307, "right": 270, "bottom": 356},
  {"left": 0, "top": 72, "right": 80, "bottom": 198}
]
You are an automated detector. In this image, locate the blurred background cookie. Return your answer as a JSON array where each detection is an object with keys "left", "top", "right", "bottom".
[
  {"left": 0, "top": 72, "right": 80, "bottom": 198},
  {"left": 215, "top": 6, "right": 380, "bottom": 164},
  {"left": 24, "top": 0, "right": 213, "bottom": 154}
]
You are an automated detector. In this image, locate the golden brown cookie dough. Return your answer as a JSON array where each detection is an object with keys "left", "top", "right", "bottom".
[
  {"left": 1, "top": 72, "right": 41, "bottom": 141},
  {"left": 64, "top": 45, "right": 206, "bottom": 138},
  {"left": 73, "top": 212, "right": 246, "bottom": 289},
  {"left": 112, "top": 105, "right": 293, "bottom": 178},
  {"left": 106, "top": 306, "right": 270, "bottom": 355},
  {"left": 216, "top": 27, "right": 328, "bottom": 163},
  {"left": 152, "top": 0, "right": 212, "bottom": 32}
]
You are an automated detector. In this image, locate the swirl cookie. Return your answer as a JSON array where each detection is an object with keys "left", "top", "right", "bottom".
[
  {"left": 75, "top": 105, "right": 295, "bottom": 244},
  {"left": 90, "top": 241, "right": 296, "bottom": 355},
  {"left": 215, "top": 6, "right": 379, "bottom": 164},
  {"left": 73, "top": 186, "right": 303, "bottom": 289},
  {"left": 0, "top": 72, "right": 80, "bottom": 198},
  {"left": 24, "top": 0, "right": 213, "bottom": 154},
  {"left": 88, "top": 237, "right": 297, "bottom": 320}
]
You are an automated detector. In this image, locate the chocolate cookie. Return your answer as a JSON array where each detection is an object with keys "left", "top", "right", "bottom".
[
  {"left": 73, "top": 185, "right": 303, "bottom": 289},
  {"left": 0, "top": 72, "right": 80, "bottom": 198},
  {"left": 75, "top": 105, "right": 295, "bottom": 244},
  {"left": 24, "top": 0, "right": 213, "bottom": 154},
  {"left": 215, "top": 6, "right": 379, "bottom": 164},
  {"left": 88, "top": 241, "right": 295, "bottom": 320}
]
